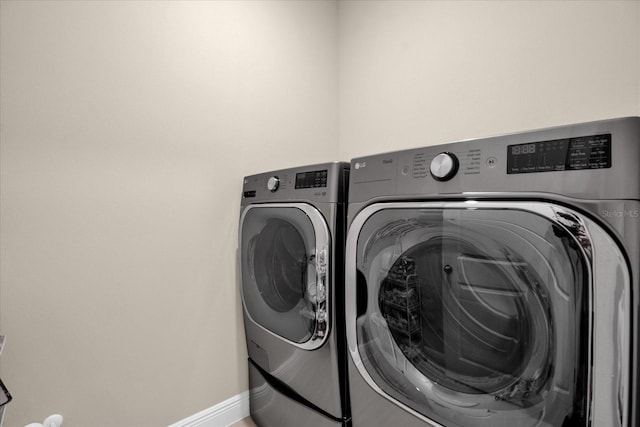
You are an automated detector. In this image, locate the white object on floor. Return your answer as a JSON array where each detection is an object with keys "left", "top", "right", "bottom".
[
  {"left": 24, "top": 413, "right": 62, "bottom": 427},
  {"left": 168, "top": 391, "right": 249, "bottom": 427},
  {"left": 43, "top": 414, "right": 63, "bottom": 427}
]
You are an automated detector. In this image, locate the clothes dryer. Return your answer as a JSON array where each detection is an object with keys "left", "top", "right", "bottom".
[
  {"left": 240, "top": 162, "right": 350, "bottom": 426},
  {"left": 345, "top": 117, "right": 639, "bottom": 426}
]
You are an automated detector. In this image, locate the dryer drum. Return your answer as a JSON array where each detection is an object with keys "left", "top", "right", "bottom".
[{"left": 253, "top": 219, "right": 308, "bottom": 312}]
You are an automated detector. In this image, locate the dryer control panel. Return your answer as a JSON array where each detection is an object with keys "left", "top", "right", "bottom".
[
  {"left": 295, "top": 169, "right": 328, "bottom": 189},
  {"left": 241, "top": 161, "right": 348, "bottom": 205}
]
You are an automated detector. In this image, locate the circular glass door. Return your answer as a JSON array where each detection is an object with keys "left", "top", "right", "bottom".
[
  {"left": 240, "top": 204, "right": 330, "bottom": 348},
  {"left": 349, "top": 203, "right": 591, "bottom": 427},
  {"left": 379, "top": 235, "right": 551, "bottom": 398},
  {"left": 252, "top": 218, "right": 308, "bottom": 313}
]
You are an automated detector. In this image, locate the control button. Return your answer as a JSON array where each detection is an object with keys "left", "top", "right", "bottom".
[
  {"left": 267, "top": 176, "right": 280, "bottom": 192},
  {"left": 430, "top": 152, "right": 459, "bottom": 181},
  {"left": 486, "top": 157, "right": 497, "bottom": 168}
]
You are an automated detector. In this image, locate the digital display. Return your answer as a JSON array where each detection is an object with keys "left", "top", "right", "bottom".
[
  {"left": 507, "top": 134, "right": 611, "bottom": 174},
  {"left": 295, "top": 170, "right": 328, "bottom": 189},
  {"left": 511, "top": 144, "right": 536, "bottom": 155}
]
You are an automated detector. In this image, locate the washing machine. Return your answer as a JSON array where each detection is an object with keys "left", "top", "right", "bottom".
[
  {"left": 239, "top": 162, "right": 351, "bottom": 426},
  {"left": 345, "top": 117, "right": 639, "bottom": 427}
]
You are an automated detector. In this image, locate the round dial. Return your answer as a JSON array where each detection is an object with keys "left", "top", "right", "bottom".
[
  {"left": 430, "top": 152, "right": 459, "bottom": 181},
  {"left": 267, "top": 176, "right": 280, "bottom": 192}
]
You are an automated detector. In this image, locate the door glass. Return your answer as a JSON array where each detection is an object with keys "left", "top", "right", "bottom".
[
  {"left": 241, "top": 206, "right": 319, "bottom": 344},
  {"left": 355, "top": 207, "right": 588, "bottom": 427},
  {"left": 253, "top": 218, "right": 307, "bottom": 312}
]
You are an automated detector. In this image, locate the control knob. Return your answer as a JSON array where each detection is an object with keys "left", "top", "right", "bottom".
[
  {"left": 430, "top": 152, "right": 459, "bottom": 181},
  {"left": 267, "top": 176, "right": 280, "bottom": 192}
]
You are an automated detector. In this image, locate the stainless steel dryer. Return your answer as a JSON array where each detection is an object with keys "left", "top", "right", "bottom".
[
  {"left": 240, "top": 162, "right": 350, "bottom": 426},
  {"left": 345, "top": 117, "right": 639, "bottom": 427}
]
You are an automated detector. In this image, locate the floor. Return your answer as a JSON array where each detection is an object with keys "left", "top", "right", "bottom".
[{"left": 229, "top": 417, "right": 257, "bottom": 427}]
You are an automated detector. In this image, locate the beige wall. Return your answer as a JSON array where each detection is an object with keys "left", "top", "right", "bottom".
[
  {"left": 339, "top": 0, "right": 640, "bottom": 159},
  {"left": 0, "top": 1, "right": 338, "bottom": 426},
  {"left": 2, "top": 1, "right": 640, "bottom": 427}
]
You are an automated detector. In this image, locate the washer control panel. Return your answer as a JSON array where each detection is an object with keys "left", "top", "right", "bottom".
[
  {"left": 507, "top": 134, "right": 611, "bottom": 174},
  {"left": 349, "top": 117, "right": 638, "bottom": 202},
  {"left": 429, "top": 152, "right": 459, "bottom": 181}
]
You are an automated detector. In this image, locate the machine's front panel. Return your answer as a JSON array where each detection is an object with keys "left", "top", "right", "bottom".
[
  {"left": 240, "top": 204, "right": 331, "bottom": 349},
  {"left": 346, "top": 201, "right": 631, "bottom": 427}
]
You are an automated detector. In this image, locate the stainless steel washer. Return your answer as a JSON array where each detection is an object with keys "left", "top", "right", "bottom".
[{"left": 345, "top": 117, "right": 639, "bottom": 427}]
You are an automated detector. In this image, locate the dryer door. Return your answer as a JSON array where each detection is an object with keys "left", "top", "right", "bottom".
[
  {"left": 346, "top": 201, "right": 630, "bottom": 427},
  {"left": 241, "top": 203, "right": 331, "bottom": 350}
]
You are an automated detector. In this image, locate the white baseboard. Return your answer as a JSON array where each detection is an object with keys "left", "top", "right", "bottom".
[{"left": 168, "top": 391, "right": 250, "bottom": 427}]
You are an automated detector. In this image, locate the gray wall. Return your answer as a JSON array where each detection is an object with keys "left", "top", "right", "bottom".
[
  {"left": 1, "top": 1, "right": 639, "bottom": 426},
  {"left": 339, "top": 0, "right": 640, "bottom": 159},
  {"left": 0, "top": 1, "right": 338, "bottom": 426}
]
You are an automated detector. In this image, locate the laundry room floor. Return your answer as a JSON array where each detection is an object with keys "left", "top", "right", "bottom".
[{"left": 229, "top": 417, "right": 256, "bottom": 427}]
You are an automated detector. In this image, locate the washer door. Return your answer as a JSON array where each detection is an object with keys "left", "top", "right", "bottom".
[
  {"left": 346, "top": 201, "right": 630, "bottom": 427},
  {"left": 241, "top": 203, "right": 331, "bottom": 349}
]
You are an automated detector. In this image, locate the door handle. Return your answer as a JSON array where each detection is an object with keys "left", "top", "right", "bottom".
[{"left": 356, "top": 269, "right": 368, "bottom": 317}]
